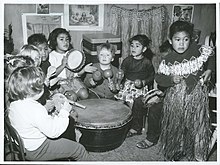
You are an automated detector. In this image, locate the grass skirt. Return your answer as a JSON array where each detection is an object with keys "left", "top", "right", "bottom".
[{"left": 159, "top": 80, "right": 211, "bottom": 161}]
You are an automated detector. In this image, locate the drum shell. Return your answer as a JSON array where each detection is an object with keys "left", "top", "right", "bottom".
[
  {"left": 72, "top": 99, "right": 132, "bottom": 152},
  {"left": 78, "top": 120, "right": 131, "bottom": 152}
]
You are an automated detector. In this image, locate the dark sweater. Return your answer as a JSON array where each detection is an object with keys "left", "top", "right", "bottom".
[
  {"left": 121, "top": 55, "right": 155, "bottom": 86},
  {"left": 155, "top": 42, "right": 215, "bottom": 92}
]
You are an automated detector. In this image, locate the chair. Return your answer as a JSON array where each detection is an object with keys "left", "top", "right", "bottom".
[
  {"left": 4, "top": 119, "right": 73, "bottom": 161},
  {"left": 4, "top": 119, "right": 26, "bottom": 161}
]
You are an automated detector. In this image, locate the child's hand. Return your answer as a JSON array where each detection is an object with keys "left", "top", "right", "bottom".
[
  {"left": 84, "top": 63, "right": 97, "bottom": 73},
  {"left": 200, "top": 69, "right": 212, "bottom": 83},
  {"left": 70, "top": 110, "right": 78, "bottom": 122},
  {"left": 108, "top": 80, "right": 116, "bottom": 92},
  {"left": 62, "top": 101, "right": 72, "bottom": 113},
  {"left": 142, "top": 80, "right": 146, "bottom": 87},
  {"left": 61, "top": 56, "right": 68, "bottom": 67},
  {"left": 173, "top": 75, "right": 183, "bottom": 84},
  {"left": 44, "top": 100, "right": 55, "bottom": 113},
  {"left": 89, "top": 77, "right": 97, "bottom": 86}
]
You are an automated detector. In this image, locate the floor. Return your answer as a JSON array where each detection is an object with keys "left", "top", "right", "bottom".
[{"left": 87, "top": 129, "right": 217, "bottom": 162}]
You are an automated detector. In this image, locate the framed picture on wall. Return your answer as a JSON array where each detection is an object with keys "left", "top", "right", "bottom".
[
  {"left": 22, "top": 13, "right": 63, "bottom": 44},
  {"left": 64, "top": 4, "right": 104, "bottom": 31},
  {"left": 172, "top": 5, "right": 194, "bottom": 23},
  {"left": 36, "top": 4, "right": 50, "bottom": 14}
]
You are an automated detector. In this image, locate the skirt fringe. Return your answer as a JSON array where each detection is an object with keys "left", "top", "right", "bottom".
[{"left": 159, "top": 81, "right": 211, "bottom": 161}]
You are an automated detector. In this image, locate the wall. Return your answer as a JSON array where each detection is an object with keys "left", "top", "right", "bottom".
[{"left": 4, "top": 4, "right": 216, "bottom": 54}]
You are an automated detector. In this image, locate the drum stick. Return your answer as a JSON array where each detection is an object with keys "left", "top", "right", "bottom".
[{"left": 67, "top": 99, "right": 86, "bottom": 109}]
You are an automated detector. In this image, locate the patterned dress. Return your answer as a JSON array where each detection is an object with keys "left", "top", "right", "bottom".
[{"left": 115, "top": 55, "right": 155, "bottom": 104}]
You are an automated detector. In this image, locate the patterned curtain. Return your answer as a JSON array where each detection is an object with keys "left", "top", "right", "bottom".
[{"left": 110, "top": 5, "right": 170, "bottom": 67}]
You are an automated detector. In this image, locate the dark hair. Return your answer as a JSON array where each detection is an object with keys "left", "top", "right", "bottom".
[
  {"left": 159, "top": 40, "right": 171, "bottom": 53},
  {"left": 48, "top": 28, "right": 73, "bottom": 50},
  {"left": 129, "top": 34, "right": 154, "bottom": 60},
  {"left": 169, "top": 21, "right": 194, "bottom": 40},
  {"left": 27, "top": 33, "right": 47, "bottom": 46},
  {"left": 97, "top": 42, "right": 116, "bottom": 58}
]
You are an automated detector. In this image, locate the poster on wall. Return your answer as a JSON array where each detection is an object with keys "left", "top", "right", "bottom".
[
  {"left": 36, "top": 4, "right": 50, "bottom": 14},
  {"left": 172, "top": 5, "right": 194, "bottom": 23},
  {"left": 22, "top": 13, "right": 63, "bottom": 44},
  {"left": 64, "top": 4, "right": 104, "bottom": 31}
]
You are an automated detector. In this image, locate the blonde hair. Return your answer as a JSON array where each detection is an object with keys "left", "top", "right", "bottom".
[
  {"left": 20, "top": 44, "right": 40, "bottom": 56},
  {"left": 97, "top": 42, "right": 116, "bottom": 58},
  {"left": 19, "top": 44, "right": 41, "bottom": 66},
  {"left": 8, "top": 66, "right": 45, "bottom": 101}
]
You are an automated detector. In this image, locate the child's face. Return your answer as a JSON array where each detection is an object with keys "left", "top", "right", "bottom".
[
  {"left": 56, "top": 33, "right": 70, "bottom": 53},
  {"left": 37, "top": 43, "right": 49, "bottom": 61},
  {"left": 130, "top": 40, "right": 147, "bottom": 57},
  {"left": 169, "top": 31, "right": 190, "bottom": 54},
  {"left": 98, "top": 48, "right": 113, "bottom": 65},
  {"left": 31, "top": 51, "right": 41, "bottom": 66}
]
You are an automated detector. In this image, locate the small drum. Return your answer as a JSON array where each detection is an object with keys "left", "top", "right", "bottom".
[
  {"left": 66, "top": 49, "right": 86, "bottom": 72},
  {"left": 71, "top": 99, "right": 132, "bottom": 152}
]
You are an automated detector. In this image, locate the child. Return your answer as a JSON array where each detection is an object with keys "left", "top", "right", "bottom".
[
  {"left": 84, "top": 42, "right": 119, "bottom": 99},
  {"left": 4, "top": 56, "right": 34, "bottom": 109},
  {"left": 115, "top": 34, "right": 155, "bottom": 107},
  {"left": 7, "top": 66, "right": 88, "bottom": 161},
  {"left": 27, "top": 33, "right": 50, "bottom": 75},
  {"left": 19, "top": 44, "right": 41, "bottom": 67},
  {"left": 126, "top": 40, "right": 171, "bottom": 144},
  {"left": 48, "top": 28, "right": 97, "bottom": 99},
  {"left": 155, "top": 20, "right": 215, "bottom": 161},
  {"left": 48, "top": 27, "right": 96, "bottom": 79}
]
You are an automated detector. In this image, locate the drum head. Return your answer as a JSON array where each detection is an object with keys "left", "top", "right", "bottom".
[
  {"left": 71, "top": 99, "right": 132, "bottom": 129},
  {"left": 66, "top": 49, "right": 86, "bottom": 72}
]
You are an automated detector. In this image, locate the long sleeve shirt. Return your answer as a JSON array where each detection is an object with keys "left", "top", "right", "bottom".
[
  {"left": 121, "top": 55, "right": 155, "bottom": 86},
  {"left": 8, "top": 98, "right": 69, "bottom": 151}
]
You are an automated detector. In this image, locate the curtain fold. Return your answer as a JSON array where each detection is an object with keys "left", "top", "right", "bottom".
[{"left": 110, "top": 5, "right": 170, "bottom": 67}]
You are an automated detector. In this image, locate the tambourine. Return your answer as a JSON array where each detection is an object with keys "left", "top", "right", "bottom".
[{"left": 66, "top": 49, "right": 86, "bottom": 72}]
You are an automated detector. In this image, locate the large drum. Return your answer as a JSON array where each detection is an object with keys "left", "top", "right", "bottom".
[{"left": 71, "top": 99, "right": 132, "bottom": 152}]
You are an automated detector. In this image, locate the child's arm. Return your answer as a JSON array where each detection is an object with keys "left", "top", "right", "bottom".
[
  {"left": 33, "top": 101, "right": 72, "bottom": 139},
  {"left": 84, "top": 72, "right": 96, "bottom": 87},
  {"left": 77, "top": 63, "right": 97, "bottom": 77},
  {"left": 155, "top": 72, "right": 175, "bottom": 88},
  {"left": 143, "top": 63, "right": 155, "bottom": 88},
  {"left": 54, "top": 56, "right": 67, "bottom": 77}
]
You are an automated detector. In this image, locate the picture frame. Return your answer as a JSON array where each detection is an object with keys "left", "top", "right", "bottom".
[
  {"left": 36, "top": 4, "right": 50, "bottom": 14},
  {"left": 64, "top": 4, "right": 104, "bottom": 31},
  {"left": 172, "top": 5, "right": 194, "bottom": 23},
  {"left": 22, "top": 13, "right": 63, "bottom": 44}
]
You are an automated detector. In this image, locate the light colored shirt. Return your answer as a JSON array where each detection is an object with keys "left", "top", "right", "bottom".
[
  {"left": 8, "top": 98, "right": 69, "bottom": 151},
  {"left": 49, "top": 50, "right": 67, "bottom": 79}
]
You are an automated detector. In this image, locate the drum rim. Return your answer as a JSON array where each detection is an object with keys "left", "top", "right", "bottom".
[
  {"left": 73, "top": 99, "right": 132, "bottom": 129},
  {"left": 75, "top": 116, "right": 132, "bottom": 129},
  {"left": 66, "top": 49, "right": 86, "bottom": 72}
]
